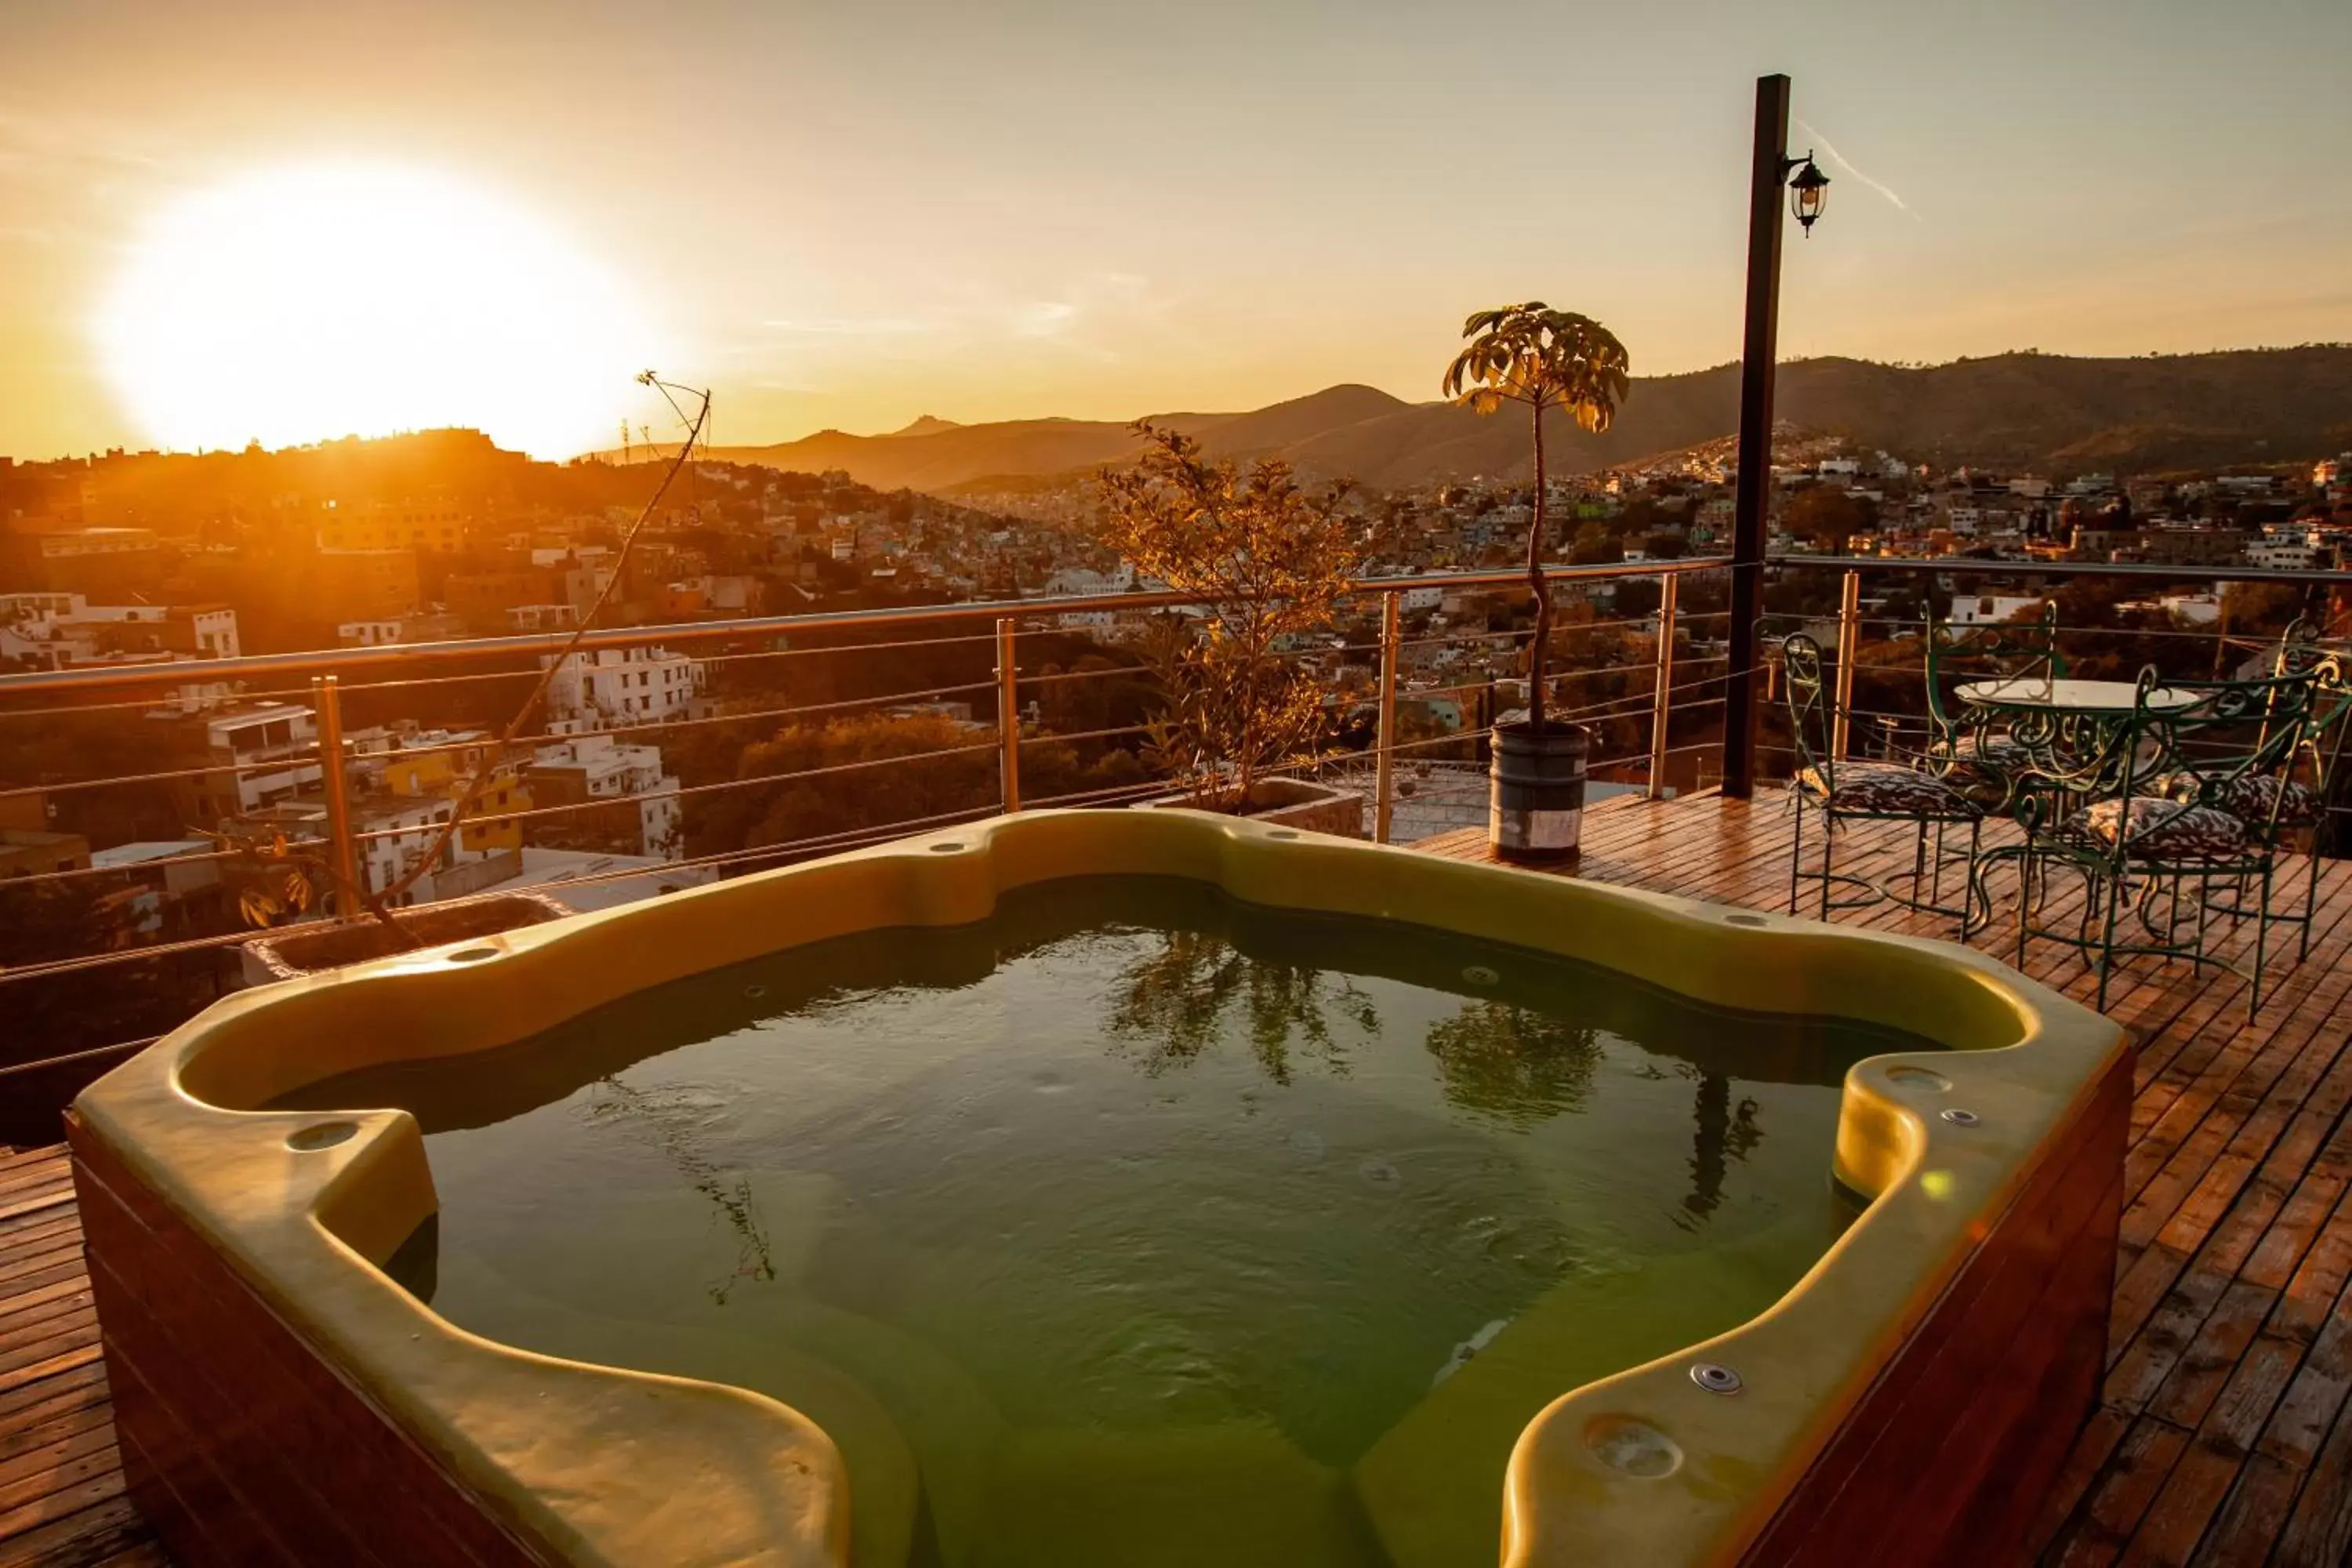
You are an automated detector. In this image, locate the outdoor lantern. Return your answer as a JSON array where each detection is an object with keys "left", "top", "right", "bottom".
[{"left": 1788, "top": 156, "right": 1831, "bottom": 234}]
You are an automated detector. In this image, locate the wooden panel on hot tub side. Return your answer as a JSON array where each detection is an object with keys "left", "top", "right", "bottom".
[
  {"left": 65, "top": 1112, "right": 557, "bottom": 1568},
  {"left": 1739, "top": 1044, "right": 2132, "bottom": 1568}
]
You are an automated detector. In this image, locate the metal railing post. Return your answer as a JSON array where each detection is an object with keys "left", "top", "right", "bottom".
[
  {"left": 995, "top": 617, "right": 1021, "bottom": 812},
  {"left": 310, "top": 674, "right": 363, "bottom": 915},
  {"left": 1374, "top": 590, "right": 1401, "bottom": 843},
  {"left": 1832, "top": 568, "right": 1860, "bottom": 760},
  {"left": 1648, "top": 572, "right": 1679, "bottom": 800}
]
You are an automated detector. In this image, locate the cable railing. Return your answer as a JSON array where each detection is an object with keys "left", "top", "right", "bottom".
[
  {"left": 0, "top": 557, "right": 1739, "bottom": 1110},
  {"left": 14, "top": 546, "right": 2347, "bottom": 1120}
]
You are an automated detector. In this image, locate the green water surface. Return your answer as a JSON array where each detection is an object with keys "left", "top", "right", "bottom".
[{"left": 282, "top": 876, "right": 1926, "bottom": 1568}]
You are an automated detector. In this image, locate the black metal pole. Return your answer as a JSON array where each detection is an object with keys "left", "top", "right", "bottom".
[{"left": 1721, "top": 72, "right": 1791, "bottom": 798}]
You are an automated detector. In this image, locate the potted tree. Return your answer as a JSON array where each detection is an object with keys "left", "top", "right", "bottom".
[
  {"left": 1443, "top": 304, "right": 1631, "bottom": 863},
  {"left": 1096, "top": 423, "right": 1365, "bottom": 837}
]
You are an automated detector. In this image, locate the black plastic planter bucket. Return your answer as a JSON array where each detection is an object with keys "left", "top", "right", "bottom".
[{"left": 1489, "top": 720, "right": 1589, "bottom": 865}]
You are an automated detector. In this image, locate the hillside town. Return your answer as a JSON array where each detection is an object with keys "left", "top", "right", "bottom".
[{"left": 5, "top": 426, "right": 2351, "bottom": 959}]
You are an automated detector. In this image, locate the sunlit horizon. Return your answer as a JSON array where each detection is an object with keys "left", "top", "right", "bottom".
[
  {"left": 93, "top": 162, "right": 665, "bottom": 462},
  {"left": 4, "top": 0, "right": 2349, "bottom": 463}
]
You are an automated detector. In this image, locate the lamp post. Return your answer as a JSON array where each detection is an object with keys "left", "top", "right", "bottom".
[{"left": 1720, "top": 74, "right": 1829, "bottom": 797}]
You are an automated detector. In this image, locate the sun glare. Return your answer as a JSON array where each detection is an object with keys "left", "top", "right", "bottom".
[{"left": 96, "top": 163, "right": 662, "bottom": 459}]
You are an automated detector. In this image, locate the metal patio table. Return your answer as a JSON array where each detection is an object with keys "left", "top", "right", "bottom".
[{"left": 1944, "top": 677, "right": 2201, "bottom": 932}]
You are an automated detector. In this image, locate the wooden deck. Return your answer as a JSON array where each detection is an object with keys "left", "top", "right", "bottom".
[
  {"left": 0, "top": 1146, "right": 161, "bottom": 1568},
  {"left": 1423, "top": 789, "right": 2352, "bottom": 1566},
  {"left": 3, "top": 786, "right": 2350, "bottom": 1564}
]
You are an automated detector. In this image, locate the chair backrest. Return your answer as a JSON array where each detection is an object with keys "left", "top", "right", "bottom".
[
  {"left": 1781, "top": 634, "right": 1834, "bottom": 787},
  {"left": 2148, "top": 657, "right": 2347, "bottom": 831},
  {"left": 1925, "top": 601, "right": 2066, "bottom": 739},
  {"left": 2287, "top": 624, "right": 2352, "bottom": 822}
]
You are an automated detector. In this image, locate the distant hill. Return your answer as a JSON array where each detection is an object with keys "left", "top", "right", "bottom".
[{"left": 662, "top": 349, "right": 2352, "bottom": 492}]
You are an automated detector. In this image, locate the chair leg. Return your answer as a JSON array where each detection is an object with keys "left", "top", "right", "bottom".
[
  {"left": 2302, "top": 829, "right": 2321, "bottom": 962},
  {"left": 2194, "top": 867, "right": 2214, "bottom": 967},
  {"left": 2015, "top": 851, "right": 2033, "bottom": 968},
  {"left": 2253, "top": 862, "right": 2274, "bottom": 1017},
  {"left": 1789, "top": 794, "right": 1803, "bottom": 916},
  {"left": 1962, "top": 818, "right": 1983, "bottom": 939},
  {"left": 2096, "top": 863, "right": 2124, "bottom": 1013},
  {"left": 1820, "top": 820, "right": 1835, "bottom": 922}
]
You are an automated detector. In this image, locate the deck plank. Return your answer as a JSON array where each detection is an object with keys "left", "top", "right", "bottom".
[
  {"left": 0, "top": 1152, "right": 162, "bottom": 1568},
  {"left": 1413, "top": 790, "right": 2352, "bottom": 1566},
  {"left": 0, "top": 792, "right": 2344, "bottom": 1566}
]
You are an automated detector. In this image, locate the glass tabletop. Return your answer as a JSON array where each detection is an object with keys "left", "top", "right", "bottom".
[{"left": 1955, "top": 677, "right": 2196, "bottom": 716}]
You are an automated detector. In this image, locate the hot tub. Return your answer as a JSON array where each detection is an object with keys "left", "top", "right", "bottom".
[{"left": 68, "top": 808, "right": 2126, "bottom": 1568}]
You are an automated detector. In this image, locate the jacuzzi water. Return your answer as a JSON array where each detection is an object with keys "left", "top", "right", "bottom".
[{"left": 283, "top": 876, "right": 1927, "bottom": 1568}]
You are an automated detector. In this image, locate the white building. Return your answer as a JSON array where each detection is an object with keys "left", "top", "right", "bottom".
[
  {"left": 336, "top": 612, "right": 464, "bottom": 648},
  {"left": 337, "top": 619, "right": 405, "bottom": 648},
  {"left": 510, "top": 603, "right": 578, "bottom": 633},
  {"left": 542, "top": 646, "right": 703, "bottom": 732},
  {"left": 528, "top": 734, "right": 684, "bottom": 859},
  {"left": 237, "top": 791, "right": 503, "bottom": 907},
  {"left": 1043, "top": 565, "right": 1134, "bottom": 598},
  {"left": 1947, "top": 594, "right": 2046, "bottom": 629},
  {"left": 352, "top": 796, "right": 466, "bottom": 903},
  {"left": 180, "top": 703, "right": 323, "bottom": 821},
  {"left": 502, "top": 846, "right": 716, "bottom": 912},
  {"left": 1, "top": 593, "right": 239, "bottom": 670},
  {"left": 2246, "top": 530, "right": 2323, "bottom": 572},
  {"left": 2160, "top": 593, "right": 2223, "bottom": 627}
]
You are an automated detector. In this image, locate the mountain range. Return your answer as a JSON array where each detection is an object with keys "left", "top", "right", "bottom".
[{"left": 666, "top": 348, "right": 2352, "bottom": 494}]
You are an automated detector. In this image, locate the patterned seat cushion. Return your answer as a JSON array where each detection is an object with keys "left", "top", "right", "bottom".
[
  {"left": 1798, "top": 760, "right": 1976, "bottom": 819},
  {"left": 2064, "top": 797, "right": 2248, "bottom": 860},
  {"left": 1947, "top": 731, "right": 2045, "bottom": 771},
  {"left": 2152, "top": 769, "right": 2322, "bottom": 827}
]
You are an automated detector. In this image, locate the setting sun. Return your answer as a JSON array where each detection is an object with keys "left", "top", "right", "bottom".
[{"left": 94, "top": 163, "right": 660, "bottom": 459}]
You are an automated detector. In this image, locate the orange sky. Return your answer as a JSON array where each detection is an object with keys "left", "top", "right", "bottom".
[{"left": 4, "top": 0, "right": 2349, "bottom": 461}]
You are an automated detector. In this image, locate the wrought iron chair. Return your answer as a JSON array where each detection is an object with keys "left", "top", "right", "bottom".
[
  {"left": 1782, "top": 634, "right": 1984, "bottom": 931},
  {"left": 2006, "top": 659, "right": 2342, "bottom": 1013},
  {"left": 1922, "top": 601, "right": 2067, "bottom": 811},
  {"left": 2154, "top": 622, "right": 2350, "bottom": 963}
]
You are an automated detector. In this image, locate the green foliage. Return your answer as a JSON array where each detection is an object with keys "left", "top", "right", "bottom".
[
  {"left": 1423, "top": 1000, "right": 1602, "bottom": 1126},
  {"left": 186, "top": 824, "right": 321, "bottom": 929},
  {"left": 1441, "top": 305, "right": 1632, "bottom": 431},
  {"left": 687, "top": 711, "right": 1145, "bottom": 858},
  {"left": 1094, "top": 423, "right": 1358, "bottom": 803},
  {"left": 1781, "top": 486, "right": 1878, "bottom": 548},
  {"left": 1106, "top": 929, "right": 1377, "bottom": 1086},
  {"left": 1569, "top": 522, "right": 1623, "bottom": 565}
]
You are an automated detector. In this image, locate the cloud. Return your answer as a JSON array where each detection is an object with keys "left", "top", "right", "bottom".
[
  {"left": 1009, "top": 299, "right": 1079, "bottom": 337},
  {"left": 0, "top": 108, "right": 171, "bottom": 183},
  {"left": 760, "top": 315, "right": 931, "bottom": 335},
  {"left": 1795, "top": 119, "right": 1925, "bottom": 225}
]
